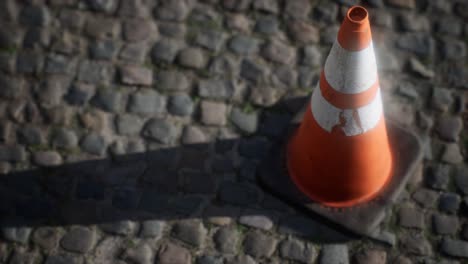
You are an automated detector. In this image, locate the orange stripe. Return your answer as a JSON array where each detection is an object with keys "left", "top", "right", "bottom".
[
  {"left": 319, "top": 71, "right": 379, "bottom": 109},
  {"left": 337, "top": 6, "right": 372, "bottom": 51}
]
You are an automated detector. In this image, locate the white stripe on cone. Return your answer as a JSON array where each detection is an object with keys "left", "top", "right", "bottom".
[
  {"left": 311, "top": 85, "right": 383, "bottom": 136},
  {"left": 324, "top": 40, "right": 377, "bottom": 94}
]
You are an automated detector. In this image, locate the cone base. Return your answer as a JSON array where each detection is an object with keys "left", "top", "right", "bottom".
[{"left": 256, "top": 106, "right": 422, "bottom": 238}]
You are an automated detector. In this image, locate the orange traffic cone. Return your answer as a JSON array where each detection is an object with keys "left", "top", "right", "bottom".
[{"left": 287, "top": 6, "right": 393, "bottom": 207}]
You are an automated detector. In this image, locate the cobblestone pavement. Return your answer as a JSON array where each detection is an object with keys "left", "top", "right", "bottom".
[{"left": 0, "top": 0, "right": 467, "bottom": 263}]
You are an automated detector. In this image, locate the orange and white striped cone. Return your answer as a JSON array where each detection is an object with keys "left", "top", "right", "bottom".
[
  {"left": 287, "top": 6, "right": 393, "bottom": 207},
  {"left": 257, "top": 5, "right": 423, "bottom": 238}
]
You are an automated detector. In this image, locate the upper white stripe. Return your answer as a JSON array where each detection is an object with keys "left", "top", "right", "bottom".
[
  {"left": 311, "top": 85, "right": 383, "bottom": 136},
  {"left": 324, "top": 40, "right": 377, "bottom": 94}
]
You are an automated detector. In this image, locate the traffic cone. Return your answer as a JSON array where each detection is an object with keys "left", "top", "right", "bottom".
[
  {"left": 257, "top": 5, "right": 423, "bottom": 239},
  {"left": 286, "top": 6, "right": 393, "bottom": 207}
]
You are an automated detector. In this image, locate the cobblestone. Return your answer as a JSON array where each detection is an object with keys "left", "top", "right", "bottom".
[
  {"left": 433, "top": 214, "right": 459, "bottom": 235},
  {"left": 280, "top": 238, "right": 317, "bottom": 263},
  {"left": 172, "top": 220, "right": 207, "bottom": 247},
  {"left": 60, "top": 227, "right": 96, "bottom": 253},
  {"left": 214, "top": 227, "right": 239, "bottom": 254},
  {"left": 320, "top": 244, "right": 349, "bottom": 264},
  {"left": 157, "top": 243, "right": 191, "bottom": 264},
  {"left": 244, "top": 230, "right": 277, "bottom": 258}
]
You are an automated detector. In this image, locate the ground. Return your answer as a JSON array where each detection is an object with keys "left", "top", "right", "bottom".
[{"left": 0, "top": 0, "right": 468, "bottom": 263}]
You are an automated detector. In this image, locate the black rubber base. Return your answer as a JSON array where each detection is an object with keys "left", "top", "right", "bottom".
[{"left": 257, "top": 112, "right": 423, "bottom": 238}]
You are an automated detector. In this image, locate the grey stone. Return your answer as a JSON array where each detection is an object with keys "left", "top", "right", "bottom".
[
  {"left": 20, "top": 5, "right": 50, "bottom": 27},
  {"left": 45, "top": 54, "right": 77, "bottom": 74},
  {"left": 177, "top": 47, "right": 207, "bottom": 69},
  {"left": 321, "top": 25, "right": 340, "bottom": 45},
  {"left": 1, "top": 227, "right": 32, "bottom": 244},
  {"left": 65, "top": 82, "right": 95, "bottom": 106},
  {"left": 92, "top": 237, "right": 122, "bottom": 264},
  {"left": 52, "top": 128, "right": 78, "bottom": 149},
  {"left": 128, "top": 89, "right": 166, "bottom": 115},
  {"left": 152, "top": 39, "right": 184, "bottom": 63},
  {"left": 118, "top": 0, "right": 150, "bottom": 18},
  {"left": 33, "top": 151, "right": 63, "bottom": 167},
  {"left": 288, "top": 20, "right": 320, "bottom": 44},
  {"left": 38, "top": 76, "right": 70, "bottom": 107},
  {"left": 273, "top": 65, "right": 298, "bottom": 88},
  {"left": 409, "top": 58, "right": 434, "bottom": 79},
  {"left": 140, "top": 220, "right": 165, "bottom": 238},
  {"left": 354, "top": 249, "right": 387, "bottom": 264},
  {"left": 436, "top": 17, "right": 463, "bottom": 36},
  {"left": 60, "top": 227, "right": 96, "bottom": 253},
  {"left": 399, "top": 13, "right": 430, "bottom": 32},
  {"left": 80, "top": 133, "right": 107, "bottom": 155},
  {"left": 436, "top": 117, "right": 463, "bottom": 142},
  {"left": 122, "top": 242, "right": 152, "bottom": 264},
  {"left": 195, "top": 30, "right": 225, "bottom": 52},
  {"left": 400, "top": 233, "right": 432, "bottom": 256},
  {"left": 17, "top": 125, "right": 44, "bottom": 145},
  {"left": 439, "top": 193, "right": 461, "bottom": 214},
  {"left": 230, "top": 108, "right": 258, "bottom": 134},
  {"left": 219, "top": 182, "right": 260, "bottom": 205},
  {"left": 412, "top": 188, "right": 439, "bottom": 208},
  {"left": 427, "top": 164, "right": 450, "bottom": 190},
  {"left": 0, "top": 75, "right": 24, "bottom": 99},
  {"left": 397, "top": 33, "right": 435, "bottom": 56},
  {"left": 244, "top": 230, "right": 277, "bottom": 258},
  {"left": 313, "top": 2, "right": 338, "bottom": 23},
  {"left": 58, "top": 9, "right": 86, "bottom": 31},
  {"left": 156, "top": 70, "right": 190, "bottom": 91},
  {"left": 225, "top": 13, "right": 250, "bottom": 32},
  {"left": 142, "top": 118, "right": 179, "bottom": 144},
  {"left": 157, "top": 243, "right": 191, "bottom": 264},
  {"left": 119, "top": 65, "right": 153, "bottom": 86},
  {"left": 33, "top": 227, "right": 60, "bottom": 250},
  {"left": 255, "top": 16, "right": 279, "bottom": 34},
  {"left": 398, "top": 206, "right": 425, "bottom": 229},
  {"left": 123, "top": 19, "right": 152, "bottom": 42},
  {"left": 249, "top": 86, "right": 279, "bottom": 107},
  {"left": 90, "top": 39, "right": 119, "bottom": 60},
  {"left": 100, "top": 220, "right": 138, "bottom": 236},
  {"left": 320, "top": 244, "right": 349, "bottom": 264},
  {"left": 168, "top": 94, "right": 194, "bottom": 116},
  {"left": 87, "top": 0, "right": 118, "bottom": 13},
  {"left": 253, "top": 0, "right": 278, "bottom": 13},
  {"left": 386, "top": 0, "right": 416, "bottom": 9},
  {"left": 45, "top": 254, "right": 82, "bottom": 264},
  {"left": 229, "top": 35, "right": 260, "bottom": 55},
  {"left": 433, "top": 214, "right": 458, "bottom": 235},
  {"left": 285, "top": 0, "right": 311, "bottom": 19},
  {"left": 223, "top": 0, "right": 251, "bottom": 11},
  {"left": 302, "top": 46, "right": 322, "bottom": 67},
  {"left": 16, "top": 51, "right": 43, "bottom": 73},
  {"left": 280, "top": 238, "right": 316, "bottom": 263},
  {"left": 240, "top": 59, "right": 268, "bottom": 84},
  {"left": 200, "top": 101, "right": 227, "bottom": 125},
  {"left": 52, "top": 31, "right": 84, "bottom": 55},
  {"left": 116, "top": 114, "right": 143, "bottom": 135},
  {"left": 77, "top": 60, "right": 114, "bottom": 85},
  {"left": 154, "top": 0, "right": 190, "bottom": 22},
  {"left": 92, "top": 88, "right": 122, "bottom": 112},
  {"left": 431, "top": 88, "right": 453, "bottom": 112},
  {"left": 454, "top": 167, "right": 468, "bottom": 195},
  {"left": 198, "top": 79, "right": 233, "bottom": 99},
  {"left": 442, "top": 39, "right": 466, "bottom": 60},
  {"left": 172, "top": 220, "right": 207, "bottom": 247},
  {"left": 8, "top": 250, "right": 37, "bottom": 264},
  {"left": 0, "top": 145, "right": 26, "bottom": 162},
  {"left": 214, "top": 227, "right": 239, "bottom": 254},
  {"left": 197, "top": 256, "right": 224, "bottom": 264},
  {"left": 441, "top": 143, "right": 463, "bottom": 164},
  {"left": 441, "top": 238, "right": 468, "bottom": 258},
  {"left": 119, "top": 43, "right": 147, "bottom": 63},
  {"left": 239, "top": 211, "right": 273, "bottom": 230},
  {"left": 158, "top": 22, "right": 186, "bottom": 38},
  {"left": 262, "top": 40, "right": 296, "bottom": 64},
  {"left": 85, "top": 17, "right": 119, "bottom": 39},
  {"left": 226, "top": 255, "right": 256, "bottom": 264},
  {"left": 182, "top": 126, "right": 208, "bottom": 144}
]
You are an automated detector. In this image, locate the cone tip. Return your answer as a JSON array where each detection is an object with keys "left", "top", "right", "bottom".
[
  {"left": 346, "top": 6, "right": 368, "bottom": 25},
  {"left": 337, "top": 6, "right": 372, "bottom": 51}
]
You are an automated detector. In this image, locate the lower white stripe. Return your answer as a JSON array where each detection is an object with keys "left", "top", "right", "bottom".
[
  {"left": 324, "top": 40, "right": 377, "bottom": 94},
  {"left": 311, "top": 85, "right": 382, "bottom": 136}
]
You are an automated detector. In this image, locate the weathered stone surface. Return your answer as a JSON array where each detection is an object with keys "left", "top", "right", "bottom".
[
  {"left": 33, "top": 151, "right": 63, "bottom": 167},
  {"left": 155, "top": 0, "right": 190, "bottom": 22},
  {"left": 100, "top": 221, "right": 138, "bottom": 236},
  {"left": 85, "top": 17, "right": 119, "bottom": 39},
  {"left": 280, "top": 238, "right": 316, "bottom": 263},
  {"left": 214, "top": 227, "right": 239, "bottom": 254},
  {"left": 0, "top": 145, "right": 26, "bottom": 162},
  {"left": 32, "top": 227, "right": 60, "bottom": 250},
  {"left": 412, "top": 188, "right": 439, "bottom": 208},
  {"left": 45, "top": 254, "right": 82, "bottom": 264},
  {"left": 172, "top": 220, "right": 207, "bottom": 247},
  {"left": 140, "top": 220, "right": 165, "bottom": 239},
  {"left": 398, "top": 206, "right": 425, "bottom": 229},
  {"left": 354, "top": 249, "right": 387, "bottom": 264},
  {"left": 229, "top": 35, "right": 260, "bottom": 55},
  {"left": 78, "top": 60, "right": 114, "bottom": 85},
  {"left": 320, "top": 244, "right": 349, "bottom": 264},
  {"left": 441, "top": 238, "right": 468, "bottom": 258},
  {"left": 431, "top": 88, "right": 453, "bottom": 112},
  {"left": 120, "top": 43, "right": 147, "bottom": 63},
  {"left": 240, "top": 58, "right": 268, "bottom": 84},
  {"left": 168, "top": 94, "right": 194, "bottom": 116},
  {"left": 397, "top": 33, "right": 435, "bottom": 56},
  {"left": 454, "top": 167, "right": 468, "bottom": 195},
  {"left": 439, "top": 193, "right": 461, "bottom": 214},
  {"left": 441, "top": 143, "right": 464, "bottom": 164},
  {"left": 123, "top": 19, "right": 153, "bottom": 42},
  {"left": 177, "top": 47, "right": 207, "bottom": 69},
  {"left": 285, "top": 0, "right": 311, "bottom": 19},
  {"left": 20, "top": 5, "right": 51, "bottom": 27},
  {"left": 119, "top": 65, "right": 153, "bottom": 86},
  {"left": 400, "top": 233, "right": 432, "bottom": 256},
  {"left": 156, "top": 70, "right": 190, "bottom": 91},
  {"left": 66, "top": 82, "right": 95, "bottom": 106},
  {"left": 198, "top": 79, "right": 233, "bottom": 99},
  {"left": 196, "top": 255, "right": 224, "bottom": 264},
  {"left": 288, "top": 21, "right": 320, "bottom": 44},
  {"left": 87, "top": 0, "right": 118, "bottom": 13},
  {"left": 80, "top": 133, "right": 107, "bottom": 155},
  {"left": 386, "top": 0, "right": 416, "bottom": 9},
  {"left": 426, "top": 164, "right": 451, "bottom": 190},
  {"left": 200, "top": 101, "right": 227, "bottom": 125},
  {"left": 151, "top": 38, "right": 183, "bottom": 63},
  {"left": 122, "top": 242, "right": 152, "bottom": 264},
  {"left": 409, "top": 57, "right": 434, "bottom": 79},
  {"left": 142, "top": 118, "right": 179, "bottom": 144},
  {"left": 243, "top": 230, "right": 277, "bottom": 258},
  {"left": 262, "top": 40, "right": 296, "bottom": 64},
  {"left": 1, "top": 227, "right": 32, "bottom": 244},
  {"left": 181, "top": 126, "right": 208, "bottom": 144},
  {"left": 230, "top": 108, "right": 258, "bottom": 134},
  {"left": 116, "top": 114, "right": 143, "bottom": 136},
  {"left": 433, "top": 214, "right": 459, "bottom": 235},
  {"left": 239, "top": 210, "right": 274, "bottom": 230},
  {"left": 128, "top": 89, "right": 166, "bottom": 115},
  {"left": 226, "top": 255, "right": 256, "bottom": 264},
  {"left": 436, "top": 116, "right": 463, "bottom": 142},
  {"left": 60, "top": 227, "right": 96, "bottom": 253},
  {"left": 157, "top": 243, "right": 191, "bottom": 264}
]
